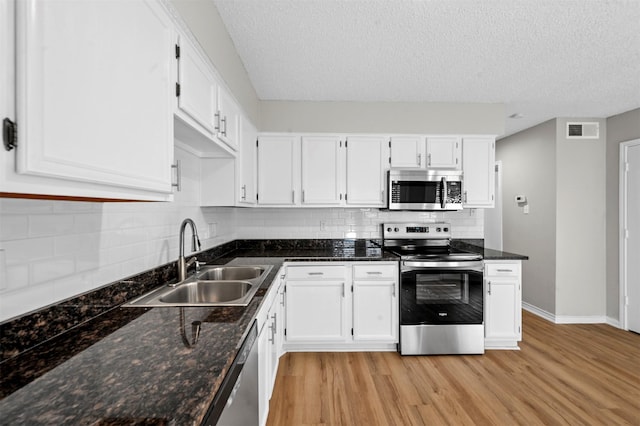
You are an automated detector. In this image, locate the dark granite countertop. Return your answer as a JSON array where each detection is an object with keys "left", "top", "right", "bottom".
[
  {"left": 0, "top": 239, "right": 395, "bottom": 425},
  {"left": 451, "top": 240, "right": 529, "bottom": 260}
]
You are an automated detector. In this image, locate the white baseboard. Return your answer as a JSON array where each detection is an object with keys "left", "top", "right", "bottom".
[
  {"left": 606, "top": 316, "right": 622, "bottom": 329},
  {"left": 555, "top": 315, "right": 607, "bottom": 324},
  {"left": 523, "top": 302, "right": 609, "bottom": 324},
  {"left": 522, "top": 302, "right": 555, "bottom": 323}
]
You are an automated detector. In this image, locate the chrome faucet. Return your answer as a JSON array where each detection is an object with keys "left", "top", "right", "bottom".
[{"left": 177, "top": 218, "right": 201, "bottom": 282}]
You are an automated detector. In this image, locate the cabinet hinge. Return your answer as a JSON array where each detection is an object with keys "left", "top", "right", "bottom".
[
  {"left": 3, "top": 118, "right": 17, "bottom": 151},
  {"left": 256, "top": 193, "right": 259, "bottom": 201},
  {"left": 340, "top": 140, "right": 342, "bottom": 148},
  {"left": 345, "top": 193, "right": 348, "bottom": 201},
  {"left": 175, "top": 83, "right": 181, "bottom": 97},
  {"left": 351, "top": 285, "right": 353, "bottom": 292},
  {"left": 175, "top": 44, "right": 180, "bottom": 59},
  {"left": 284, "top": 328, "right": 287, "bottom": 336},
  {"left": 388, "top": 140, "right": 391, "bottom": 147},
  {"left": 351, "top": 328, "right": 354, "bottom": 335},
  {"left": 256, "top": 139, "right": 259, "bottom": 147},
  {"left": 345, "top": 140, "right": 348, "bottom": 148},
  {"left": 388, "top": 157, "right": 391, "bottom": 164}
]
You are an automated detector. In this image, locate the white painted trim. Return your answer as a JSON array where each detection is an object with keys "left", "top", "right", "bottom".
[
  {"left": 619, "top": 138, "right": 640, "bottom": 331},
  {"left": 522, "top": 302, "right": 555, "bottom": 323},
  {"left": 606, "top": 316, "right": 621, "bottom": 329},
  {"left": 555, "top": 315, "right": 607, "bottom": 324}
]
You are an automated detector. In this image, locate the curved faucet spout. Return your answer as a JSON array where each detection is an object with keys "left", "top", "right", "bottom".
[{"left": 177, "top": 218, "right": 201, "bottom": 282}]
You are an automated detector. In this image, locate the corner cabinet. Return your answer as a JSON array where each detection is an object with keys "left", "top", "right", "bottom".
[
  {"left": 484, "top": 260, "right": 522, "bottom": 349},
  {"left": 462, "top": 137, "right": 495, "bottom": 208},
  {"left": 6, "top": 0, "right": 176, "bottom": 200},
  {"left": 283, "top": 262, "right": 398, "bottom": 351}
]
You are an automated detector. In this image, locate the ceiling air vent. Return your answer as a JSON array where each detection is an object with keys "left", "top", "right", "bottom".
[{"left": 567, "top": 122, "right": 599, "bottom": 139}]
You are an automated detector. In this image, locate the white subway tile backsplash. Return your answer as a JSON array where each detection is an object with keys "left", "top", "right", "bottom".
[
  {"left": 29, "top": 214, "right": 75, "bottom": 237},
  {"left": 0, "top": 215, "right": 29, "bottom": 241},
  {"left": 30, "top": 258, "right": 76, "bottom": 286}
]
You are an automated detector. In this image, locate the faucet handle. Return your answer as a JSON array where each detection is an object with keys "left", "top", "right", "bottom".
[{"left": 195, "top": 260, "right": 206, "bottom": 272}]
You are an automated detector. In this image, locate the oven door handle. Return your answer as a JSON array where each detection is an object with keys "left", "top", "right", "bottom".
[
  {"left": 440, "top": 177, "right": 447, "bottom": 209},
  {"left": 402, "top": 260, "right": 484, "bottom": 272}
]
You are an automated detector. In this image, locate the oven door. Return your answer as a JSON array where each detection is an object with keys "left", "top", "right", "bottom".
[{"left": 400, "top": 264, "right": 483, "bottom": 325}]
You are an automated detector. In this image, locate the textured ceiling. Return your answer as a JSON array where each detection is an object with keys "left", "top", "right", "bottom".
[{"left": 213, "top": 0, "right": 640, "bottom": 137}]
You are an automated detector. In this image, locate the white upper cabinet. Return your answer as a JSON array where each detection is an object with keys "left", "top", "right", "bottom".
[
  {"left": 462, "top": 137, "right": 495, "bottom": 208},
  {"left": 426, "top": 136, "right": 461, "bottom": 169},
  {"left": 390, "top": 136, "right": 424, "bottom": 168},
  {"left": 176, "top": 36, "right": 216, "bottom": 135},
  {"left": 301, "top": 136, "right": 344, "bottom": 205},
  {"left": 11, "top": 0, "right": 175, "bottom": 200},
  {"left": 345, "top": 136, "right": 388, "bottom": 206},
  {"left": 257, "top": 135, "right": 299, "bottom": 205},
  {"left": 215, "top": 86, "right": 239, "bottom": 151},
  {"left": 237, "top": 116, "right": 257, "bottom": 205}
]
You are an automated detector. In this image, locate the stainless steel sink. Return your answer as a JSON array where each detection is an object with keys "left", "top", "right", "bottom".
[
  {"left": 123, "top": 264, "right": 273, "bottom": 307},
  {"left": 196, "top": 266, "right": 265, "bottom": 281},
  {"left": 160, "top": 280, "right": 253, "bottom": 304}
]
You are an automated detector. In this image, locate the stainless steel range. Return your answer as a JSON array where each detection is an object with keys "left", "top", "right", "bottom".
[{"left": 382, "top": 222, "right": 485, "bottom": 355}]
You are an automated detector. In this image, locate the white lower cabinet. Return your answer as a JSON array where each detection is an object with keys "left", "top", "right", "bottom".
[
  {"left": 258, "top": 267, "right": 285, "bottom": 426},
  {"left": 284, "top": 265, "right": 349, "bottom": 343},
  {"left": 352, "top": 264, "right": 398, "bottom": 342},
  {"left": 284, "top": 262, "right": 398, "bottom": 351},
  {"left": 484, "top": 260, "right": 522, "bottom": 349}
]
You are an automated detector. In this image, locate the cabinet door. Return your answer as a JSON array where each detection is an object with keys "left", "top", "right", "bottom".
[
  {"left": 285, "top": 280, "right": 348, "bottom": 342},
  {"left": 353, "top": 281, "right": 398, "bottom": 342},
  {"left": 238, "top": 116, "right": 257, "bottom": 205},
  {"left": 177, "top": 37, "right": 216, "bottom": 134},
  {"left": 216, "top": 86, "right": 239, "bottom": 150},
  {"left": 345, "top": 136, "right": 387, "bottom": 206},
  {"left": 485, "top": 278, "right": 521, "bottom": 343},
  {"left": 462, "top": 137, "right": 495, "bottom": 208},
  {"left": 258, "top": 314, "right": 271, "bottom": 425},
  {"left": 390, "top": 136, "right": 424, "bottom": 168},
  {"left": 15, "top": 0, "right": 174, "bottom": 195},
  {"left": 426, "top": 137, "right": 461, "bottom": 169},
  {"left": 301, "top": 136, "right": 343, "bottom": 205},
  {"left": 257, "top": 135, "right": 298, "bottom": 205}
]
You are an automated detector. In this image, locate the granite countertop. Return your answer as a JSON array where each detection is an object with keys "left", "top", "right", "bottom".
[
  {"left": 0, "top": 239, "right": 395, "bottom": 425},
  {"left": 0, "top": 238, "right": 525, "bottom": 424},
  {"left": 450, "top": 240, "right": 529, "bottom": 260}
]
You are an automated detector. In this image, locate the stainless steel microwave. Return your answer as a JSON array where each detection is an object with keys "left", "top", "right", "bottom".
[{"left": 388, "top": 169, "right": 463, "bottom": 211}]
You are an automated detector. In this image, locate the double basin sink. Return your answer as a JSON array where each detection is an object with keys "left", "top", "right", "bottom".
[{"left": 124, "top": 264, "right": 273, "bottom": 307}]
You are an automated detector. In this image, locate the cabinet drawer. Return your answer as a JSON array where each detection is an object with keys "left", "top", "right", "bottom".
[
  {"left": 286, "top": 265, "right": 347, "bottom": 280},
  {"left": 353, "top": 264, "right": 397, "bottom": 280},
  {"left": 485, "top": 263, "right": 520, "bottom": 277}
]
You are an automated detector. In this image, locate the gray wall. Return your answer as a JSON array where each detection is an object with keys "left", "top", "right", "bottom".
[
  {"left": 259, "top": 101, "right": 505, "bottom": 135},
  {"left": 496, "top": 119, "right": 557, "bottom": 315},
  {"left": 605, "top": 108, "right": 640, "bottom": 321},
  {"left": 554, "top": 118, "right": 607, "bottom": 318},
  {"left": 170, "top": 0, "right": 260, "bottom": 124}
]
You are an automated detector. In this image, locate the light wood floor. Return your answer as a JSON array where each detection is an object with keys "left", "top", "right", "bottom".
[{"left": 267, "top": 311, "right": 640, "bottom": 425}]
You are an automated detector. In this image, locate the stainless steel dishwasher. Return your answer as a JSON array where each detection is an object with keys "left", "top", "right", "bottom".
[{"left": 202, "top": 320, "right": 259, "bottom": 426}]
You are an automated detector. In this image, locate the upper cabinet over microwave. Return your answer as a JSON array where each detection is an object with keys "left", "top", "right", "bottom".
[{"left": 390, "top": 136, "right": 461, "bottom": 170}]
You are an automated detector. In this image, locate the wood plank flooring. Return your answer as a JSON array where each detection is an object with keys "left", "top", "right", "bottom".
[{"left": 266, "top": 311, "right": 640, "bottom": 425}]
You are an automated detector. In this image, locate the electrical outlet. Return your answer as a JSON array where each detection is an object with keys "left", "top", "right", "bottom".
[{"left": 523, "top": 205, "right": 530, "bottom": 214}]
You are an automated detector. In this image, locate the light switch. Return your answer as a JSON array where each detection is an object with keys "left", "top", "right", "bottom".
[{"left": 523, "top": 205, "right": 530, "bottom": 214}]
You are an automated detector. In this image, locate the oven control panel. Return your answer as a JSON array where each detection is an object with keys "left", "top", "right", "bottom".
[{"left": 382, "top": 222, "right": 451, "bottom": 239}]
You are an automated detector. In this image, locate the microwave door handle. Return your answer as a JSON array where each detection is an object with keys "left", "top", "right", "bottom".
[{"left": 441, "top": 177, "right": 446, "bottom": 209}]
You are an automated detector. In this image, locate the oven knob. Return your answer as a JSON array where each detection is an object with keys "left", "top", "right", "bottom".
[
  {"left": 387, "top": 227, "right": 392, "bottom": 232},
  {"left": 436, "top": 227, "right": 441, "bottom": 232},
  {"left": 394, "top": 227, "right": 399, "bottom": 232},
  {"left": 444, "top": 227, "right": 449, "bottom": 232}
]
